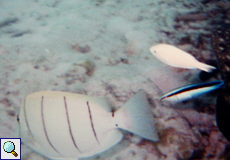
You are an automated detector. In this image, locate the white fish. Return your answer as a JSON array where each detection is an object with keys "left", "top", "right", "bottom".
[
  {"left": 150, "top": 44, "right": 216, "bottom": 72},
  {"left": 161, "top": 81, "right": 224, "bottom": 102},
  {"left": 16, "top": 90, "right": 158, "bottom": 160}
]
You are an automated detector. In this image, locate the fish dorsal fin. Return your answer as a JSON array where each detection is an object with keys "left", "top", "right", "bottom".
[
  {"left": 87, "top": 96, "right": 112, "bottom": 112},
  {"left": 115, "top": 90, "right": 159, "bottom": 141},
  {"left": 28, "top": 91, "right": 112, "bottom": 112}
]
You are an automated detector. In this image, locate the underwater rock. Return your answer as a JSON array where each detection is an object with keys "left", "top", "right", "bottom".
[
  {"left": 72, "top": 44, "right": 91, "bottom": 53},
  {"left": 0, "top": 17, "right": 18, "bottom": 28},
  {"left": 211, "top": 23, "right": 230, "bottom": 142}
]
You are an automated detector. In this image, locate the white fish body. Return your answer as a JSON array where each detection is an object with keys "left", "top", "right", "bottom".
[
  {"left": 150, "top": 44, "right": 216, "bottom": 72},
  {"left": 161, "top": 81, "right": 224, "bottom": 102},
  {"left": 16, "top": 90, "right": 158, "bottom": 160}
]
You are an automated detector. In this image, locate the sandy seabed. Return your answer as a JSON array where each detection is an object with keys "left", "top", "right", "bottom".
[{"left": 0, "top": 0, "right": 229, "bottom": 159}]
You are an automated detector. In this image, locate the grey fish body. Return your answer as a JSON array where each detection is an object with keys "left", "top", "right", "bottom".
[{"left": 16, "top": 90, "right": 158, "bottom": 160}]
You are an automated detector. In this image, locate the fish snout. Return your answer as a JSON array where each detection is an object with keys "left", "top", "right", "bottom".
[{"left": 149, "top": 46, "right": 156, "bottom": 54}]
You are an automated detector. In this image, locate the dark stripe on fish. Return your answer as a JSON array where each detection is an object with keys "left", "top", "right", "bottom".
[
  {"left": 23, "top": 97, "right": 34, "bottom": 137},
  {"left": 41, "top": 96, "right": 60, "bottom": 154},
  {"left": 161, "top": 81, "right": 223, "bottom": 99},
  {"left": 63, "top": 96, "right": 82, "bottom": 153},
  {"left": 87, "top": 101, "right": 100, "bottom": 144}
]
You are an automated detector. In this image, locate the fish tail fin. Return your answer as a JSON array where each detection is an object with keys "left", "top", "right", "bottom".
[
  {"left": 114, "top": 90, "right": 159, "bottom": 141},
  {"left": 197, "top": 62, "right": 216, "bottom": 72}
]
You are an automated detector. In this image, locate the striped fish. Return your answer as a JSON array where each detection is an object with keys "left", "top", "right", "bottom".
[
  {"left": 16, "top": 90, "right": 158, "bottom": 160},
  {"left": 160, "top": 81, "right": 224, "bottom": 102}
]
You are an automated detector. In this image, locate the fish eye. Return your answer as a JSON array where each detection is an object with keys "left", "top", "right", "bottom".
[{"left": 16, "top": 114, "right": 20, "bottom": 123}]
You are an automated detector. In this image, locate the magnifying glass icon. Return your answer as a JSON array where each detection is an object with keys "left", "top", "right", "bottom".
[{"left": 3, "top": 141, "right": 18, "bottom": 157}]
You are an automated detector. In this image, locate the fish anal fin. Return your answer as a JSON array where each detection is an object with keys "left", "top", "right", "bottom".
[{"left": 80, "top": 130, "right": 123, "bottom": 158}]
